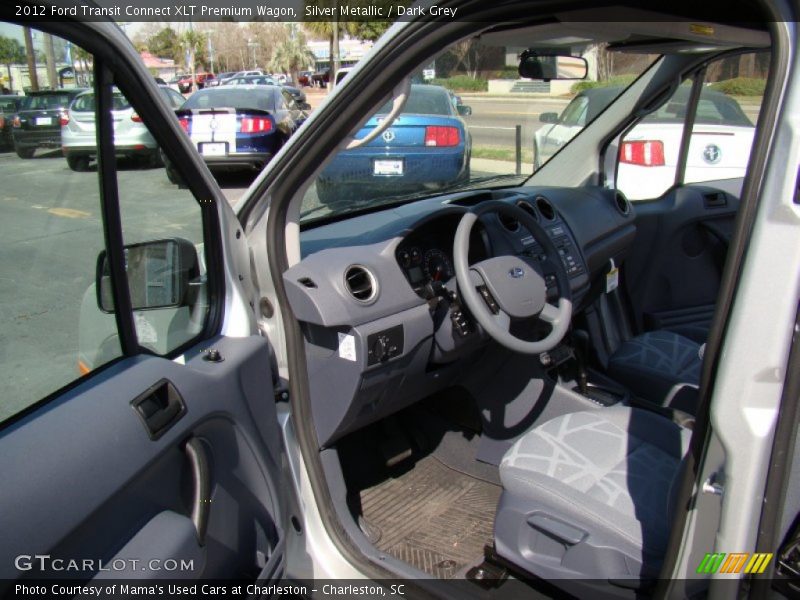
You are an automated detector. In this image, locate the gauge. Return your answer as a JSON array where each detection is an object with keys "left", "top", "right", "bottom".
[
  {"left": 423, "top": 249, "right": 453, "bottom": 282},
  {"left": 397, "top": 249, "right": 412, "bottom": 269},
  {"left": 409, "top": 247, "right": 423, "bottom": 265}
]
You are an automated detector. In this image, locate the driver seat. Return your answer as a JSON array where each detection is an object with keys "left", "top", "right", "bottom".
[{"left": 493, "top": 406, "right": 690, "bottom": 583}]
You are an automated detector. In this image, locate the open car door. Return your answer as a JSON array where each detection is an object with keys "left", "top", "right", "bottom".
[{"left": 0, "top": 17, "right": 291, "bottom": 591}]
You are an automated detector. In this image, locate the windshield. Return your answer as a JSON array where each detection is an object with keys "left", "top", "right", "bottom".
[{"left": 300, "top": 40, "right": 658, "bottom": 225}]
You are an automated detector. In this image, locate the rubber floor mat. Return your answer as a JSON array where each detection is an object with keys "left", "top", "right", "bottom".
[{"left": 358, "top": 455, "right": 501, "bottom": 579}]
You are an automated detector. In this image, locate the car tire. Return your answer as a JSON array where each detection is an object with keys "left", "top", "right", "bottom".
[
  {"left": 165, "top": 162, "right": 184, "bottom": 186},
  {"left": 66, "top": 154, "right": 90, "bottom": 171},
  {"left": 15, "top": 145, "right": 35, "bottom": 159}
]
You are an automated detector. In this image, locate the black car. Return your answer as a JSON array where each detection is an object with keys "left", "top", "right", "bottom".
[
  {"left": 165, "top": 85, "right": 308, "bottom": 182},
  {"left": 282, "top": 85, "right": 308, "bottom": 107},
  {"left": 0, "top": 95, "right": 21, "bottom": 150},
  {"left": 11, "top": 88, "right": 88, "bottom": 158}
]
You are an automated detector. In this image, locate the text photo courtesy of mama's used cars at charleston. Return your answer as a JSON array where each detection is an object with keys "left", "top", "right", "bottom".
[{"left": 0, "top": 2, "right": 798, "bottom": 600}]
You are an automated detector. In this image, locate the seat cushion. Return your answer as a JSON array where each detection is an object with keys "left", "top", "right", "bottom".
[
  {"left": 608, "top": 331, "right": 702, "bottom": 409},
  {"left": 496, "top": 406, "right": 690, "bottom": 578}
]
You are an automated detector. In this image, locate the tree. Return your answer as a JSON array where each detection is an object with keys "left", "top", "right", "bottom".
[
  {"left": 305, "top": 15, "right": 358, "bottom": 84},
  {"left": 0, "top": 36, "right": 24, "bottom": 92},
  {"left": 147, "top": 27, "right": 182, "bottom": 62},
  {"left": 23, "top": 27, "right": 38, "bottom": 92},
  {"left": 269, "top": 28, "right": 315, "bottom": 84},
  {"left": 351, "top": 21, "right": 391, "bottom": 42},
  {"left": 181, "top": 29, "right": 206, "bottom": 90}
]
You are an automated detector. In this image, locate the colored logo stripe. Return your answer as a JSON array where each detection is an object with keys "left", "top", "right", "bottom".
[{"left": 696, "top": 552, "right": 773, "bottom": 574}]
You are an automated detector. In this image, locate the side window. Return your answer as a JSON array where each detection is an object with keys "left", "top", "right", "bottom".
[
  {"left": 0, "top": 29, "right": 121, "bottom": 422},
  {"left": 617, "top": 52, "right": 767, "bottom": 200},
  {"left": 0, "top": 25, "right": 215, "bottom": 425},
  {"left": 617, "top": 79, "right": 694, "bottom": 200},
  {"left": 684, "top": 53, "right": 766, "bottom": 187}
]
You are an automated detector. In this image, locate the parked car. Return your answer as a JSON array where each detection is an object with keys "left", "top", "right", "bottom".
[
  {"left": 220, "top": 74, "right": 277, "bottom": 87},
  {"left": 10, "top": 89, "right": 88, "bottom": 158},
  {"left": 205, "top": 71, "right": 235, "bottom": 87},
  {"left": 297, "top": 70, "right": 314, "bottom": 86},
  {"left": 281, "top": 84, "right": 308, "bottom": 107},
  {"left": 534, "top": 86, "right": 756, "bottom": 199},
  {"left": 311, "top": 68, "right": 330, "bottom": 87},
  {"left": 61, "top": 85, "right": 186, "bottom": 171},
  {"left": 177, "top": 72, "right": 215, "bottom": 93},
  {"left": 0, "top": 95, "right": 21, "bottom": 150},
  {"left": 316, "top": 84, "right": 472, "bottom": 203},
  {"left": 165, "top": 85, "right": 305, "bottom": 181}
]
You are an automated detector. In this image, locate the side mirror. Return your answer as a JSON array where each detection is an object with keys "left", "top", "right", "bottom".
[
  {"left": 300, "top": 102, "right": 312, "bottom": 111},
  {"left": 519, "top": 52, "right": 588, "bottom": 81},
  {"left": 539, "top": 112, "right": 559, "bottom": 124},
  {"left": 457, "top": 105, "right": 472, "bottom": 116},
  {"left": 96, "top": 238, "right": 199, "bottom": 312}
]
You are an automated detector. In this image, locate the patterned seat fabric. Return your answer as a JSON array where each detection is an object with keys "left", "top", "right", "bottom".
[
  {"left": 495, "top": 406, "right": 691, "bottom": 579},
  {"left": 608, "top": 331, "right": 702, "bottom": 411}
]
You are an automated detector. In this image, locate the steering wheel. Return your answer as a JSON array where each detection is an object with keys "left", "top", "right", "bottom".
[{"left": 453, "top": 200, "right": 573, "bottom": 354}]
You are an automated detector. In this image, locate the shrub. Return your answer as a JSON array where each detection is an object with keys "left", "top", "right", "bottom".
[
  {"left": 709, "top": 77, "right": 766, "bottom": 97},
  {"left": 430, "top": 76, "right": 488, "bottom": 92},
  {"left": 570, "top": 74, "right": 638, "bottom": 94}
]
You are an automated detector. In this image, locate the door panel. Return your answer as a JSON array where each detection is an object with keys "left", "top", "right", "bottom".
[
  {"left": 622, "top": 184, "right": 740, "bottom": 342},
  {"left": 0, "top": 335, "right": 285, "bottom": 589}
]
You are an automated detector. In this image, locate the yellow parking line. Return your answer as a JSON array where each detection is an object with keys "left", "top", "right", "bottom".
[{"left": 47, "top": 207, "right": 91, "bottom": 219}]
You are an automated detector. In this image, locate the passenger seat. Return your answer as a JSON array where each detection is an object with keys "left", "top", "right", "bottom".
[{"left": 607, "top": 331, "right": 703, "bottom": 413}]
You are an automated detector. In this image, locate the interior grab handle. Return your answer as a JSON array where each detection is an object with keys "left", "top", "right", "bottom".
[{"left": 184, "top": 437, "right": 211, "bottom": 546}]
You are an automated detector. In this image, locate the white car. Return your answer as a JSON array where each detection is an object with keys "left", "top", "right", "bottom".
[{"left": 535, "top": 86, "right": 756, "bottom": 199}]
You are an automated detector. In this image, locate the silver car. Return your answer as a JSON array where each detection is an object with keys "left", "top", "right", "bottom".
[{"left": 60, "top": 85, "right": 185, "bottom": 171}]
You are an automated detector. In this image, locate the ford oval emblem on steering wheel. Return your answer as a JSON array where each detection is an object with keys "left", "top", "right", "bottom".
[{"left": 509, "top": 267, "right": 525, "bottom": 279}]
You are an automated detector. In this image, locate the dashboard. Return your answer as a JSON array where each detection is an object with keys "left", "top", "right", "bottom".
[{"left": 289, "top": 185, "right": 637, "bottom": 447}]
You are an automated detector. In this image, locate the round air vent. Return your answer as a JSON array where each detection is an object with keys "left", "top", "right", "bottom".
[
  {"left": 614, "top": 190, "right": 631, "bottom": 216},
  {"left": 344, "top": 265, "right": 378, "bottom": 304},
  {"left": 516, "top": 200, "right": 540, "bottom": 222},
  {"left": 498, "top": 211, "right": 520, "bottom": 232},
  {"left": 535, "top": 196, "right": 556, "bottom": 221}
]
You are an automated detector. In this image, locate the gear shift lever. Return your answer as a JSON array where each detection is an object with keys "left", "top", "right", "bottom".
[{"left": 572, "top": 329, "right": 590, "bottom": 396}]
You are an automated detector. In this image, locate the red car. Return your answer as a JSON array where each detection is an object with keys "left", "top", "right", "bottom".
[{"left": 177, "top": 72, "right": 216, "bottom": 93}]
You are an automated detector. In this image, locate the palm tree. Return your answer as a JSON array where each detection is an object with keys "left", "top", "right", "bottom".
[
  {"left": 0, "top": 36, "right": 24, "bottom": 92},
  {"left": 269, "top": 29, "right": 315, "bottom": 84},
  {"left": 304, "top": 17, "right": 357, "bottom": 85},
  {"left": 181, "top": 29, "right": 206, "bottom": 92}
]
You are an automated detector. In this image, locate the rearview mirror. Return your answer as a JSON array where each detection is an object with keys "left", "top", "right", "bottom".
[
  {"left": 96, "top": 238, "right": 199, "bottom": 312},
  {"left": 539, "top": 112, "right": 559, "bottom": 124},
  {"left": 457, "top": 105, "right": 472, "bottom": 116},
  {"left": 519, "top": 52, "right": 588, "bottom": 81}
]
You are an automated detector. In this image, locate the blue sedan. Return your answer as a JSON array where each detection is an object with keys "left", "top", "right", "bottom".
[{"left": 317, "top": 84, "right": 472, "bottom": 204}]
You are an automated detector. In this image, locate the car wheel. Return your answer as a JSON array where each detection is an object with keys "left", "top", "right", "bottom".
[
  {"left": 144, "top": 151, "right": 162, "bottom": 169},
  {"left": 66, "top": 154, "right": 90, "bottom": 171},
  {"left": 15, "top": 145, "right": 35, "bottom": 159}
]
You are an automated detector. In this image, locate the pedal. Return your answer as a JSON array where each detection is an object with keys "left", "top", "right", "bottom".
[{"left": 380, "top": 419, "right": 413, "bottom": 468}]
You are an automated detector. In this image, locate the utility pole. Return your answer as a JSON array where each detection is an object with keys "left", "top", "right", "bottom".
[
  {"left": 23, "top": 27, "right": 39, "bottom": 91},
  {"left": 43, "top": 33, "right": 58, "bottom": 89},
  {"left": 332, "top": 18, "right": 339, "bottom": 90}
]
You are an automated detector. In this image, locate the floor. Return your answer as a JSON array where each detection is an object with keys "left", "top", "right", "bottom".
[{"left": 356, "top": 447, "right": 501, "bottom": 578}]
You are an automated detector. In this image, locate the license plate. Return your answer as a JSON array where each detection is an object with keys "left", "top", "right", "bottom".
[
  {"left": 35, "top": 117, "right": 52, "bottom": 126},
  {"left": 374, "top": 159, "right": 403, "bottom": 176},
  {"left": 200, "top": 142, "right": 226, "bottom": 157}
]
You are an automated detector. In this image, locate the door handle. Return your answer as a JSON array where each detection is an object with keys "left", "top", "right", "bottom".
[
  {"left": 184, "top": 437, "right": 211, "bottom": 546},
  {"left": 130, "top": 379, "right": 186, "bottom": 440}
]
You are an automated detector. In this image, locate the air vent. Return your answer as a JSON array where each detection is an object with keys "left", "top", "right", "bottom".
[
  {"left": 517, "top": 200, "right": 540, "bottom": 222},
  {"left": 614, "top": 190, "right": 631, "bottom": 216},
  {"left": 535, "top": 196, "right": 555, "bottom": 221},
  {"left": 498, "top": 211, "right": 520, "bottom": 232},
  {"left": 344, "top": 265, "right": 378, "bottom": 304}
]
